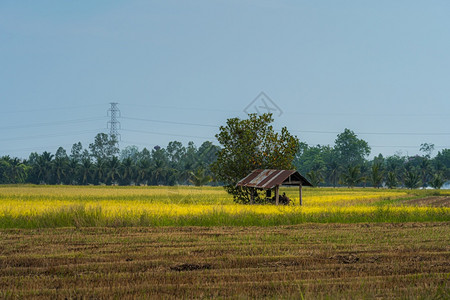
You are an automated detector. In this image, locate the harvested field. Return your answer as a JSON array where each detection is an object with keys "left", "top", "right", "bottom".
[
  {"left": 0, "top": 223, "right": 449, "bottom": 299},
  {"left": 399, "top": 196, "right": 450, "bottom": 207}
]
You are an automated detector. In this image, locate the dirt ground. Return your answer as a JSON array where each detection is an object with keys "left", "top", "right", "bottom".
[
  {"left": 0, "top": 222, "right": 449, "bottom": 299},
  {"left": 400, "top": 196, "right": 450, "bottom": 207}
]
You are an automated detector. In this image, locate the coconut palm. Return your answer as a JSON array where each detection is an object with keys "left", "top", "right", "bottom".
[
  {"left": 370, "top": 163, "right": 384, "bottom": 188},
  {"left": 429, "top": 173, "right": 444, "bottom": 189},
  {"left": 341, "top": 165, "right": 362, "bottom": 188},
  {"left": 79, "top": 158, "right": 93, "bottom": 185},
  {"left": 120, "top": 157, "right": 135, "bottom": 185},
  {"left": 106, "top": 156, "right": 121, "bottom": 185},
  {"left": 327, "top": 160, "right": 340, "bottom": 188},
  {"left": 385, "top": 171, "right": 399, "bottom": 189},
  {"left": 35, "top": 152, "right": 54, "bottom": 184},
  {"left": 93, "top": 158, "right": 107, "bottom": 184},
  {"left": 189, "top": 168, "right": 212, "bottom": 186},
  {"left": 404, "top": 170, "right": 421, "bottom": 189},
  {"left": 53, "top": 157, "right": 68, "bottom": 184},
  {"left": 136, "top": 159, "right": 151, "bottom": 185},
  {"left": 306, "top": 169, "right": 324, "bottom": 187}
]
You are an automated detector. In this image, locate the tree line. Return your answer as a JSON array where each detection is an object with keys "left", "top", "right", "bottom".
[
  {"left": 294, "top": 129, "right": 449, "bottom": 189},
  {"left": 1, "top": 116, "right": 449, "bottom": 189},
  {"left": 0, "top": 133, "right": 220, "bottom": 186}
]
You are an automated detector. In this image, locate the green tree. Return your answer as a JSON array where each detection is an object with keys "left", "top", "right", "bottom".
[
  {"left": 418, "top": 158, "right": 431, "bottom": 188},
  {"left": 326, "top": 159, "right": 340, "bottom": 188},
  {"left": 189, "top": 168, "right": 212, "bottom": 186},
  {"left": 89, "top": 133, "right": 119, "bottom": 162},
  {"left": 0, "top": 156, "right": 28, "bottom": 183},
  {"left": 306, "top": 169, "right": 323, "bottom": 187},
  {"left": 53, "top": 147, "right": 69, "bottom": 184},
  {"left": 429, "top": 173, "right": 444, "bottom": 189},
  {"left": 404, "top": 170, "right": 421, "bottom": 189},
  {"left": 136, "top": 158, "right": 151, "bottom": 185},
  {"left": 370, "top": 163, "right": 384, "bottom": 188},
  {"left": 334, "top": 128, "right": 371, "bottom": 168},
  {"left": 341, "top": 165, "right": 362, "bottom": 188},
  {"left": 66, "top": 158, "right": 80, "bottom": 185},
  {"left": 70, "top": 142, "right": 83, "bottom": 163},
  {"left": 420, "top": 143, "right": 435, "bottom": 158},
  {"left": 106, "top": 156, "right": 121, "bottom": 184},
  {"left": 211, "top": 113, "right": 299, "bottom": 204},
  {"left": 120, "top": 145, "right": 140, "bottom": 163},
  {"left": 120, "top": 157, "right": 135, "bottom": 185},
  {"left": 93, "top": 158, "right": 107, "bottom": 184},
  {"left": 150, "top": 147, "right": 169, "bottom": 185},
  {"left": 34, "top": 152, "right": 54, "bottom": 184},
  {"left": 78, "top": 158, "right": 93, "bottom": 185},
  {"left": 433, "top": 149, "right": 450, "bottom": 180},
  {"left": 197, "top": 141, "right": 220, "bottom": 170},
  {"left": 385, "top": 171, "right": 399, "bottom": 189}
]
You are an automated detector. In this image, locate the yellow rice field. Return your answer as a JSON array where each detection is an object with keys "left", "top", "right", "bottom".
[{"left": 0, "top": 185, "right": 449, "bottom": 227}]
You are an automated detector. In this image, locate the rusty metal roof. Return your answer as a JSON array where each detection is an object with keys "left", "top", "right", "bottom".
[{"left": 236, "top": 169, "right": 312, "bottom": 189}]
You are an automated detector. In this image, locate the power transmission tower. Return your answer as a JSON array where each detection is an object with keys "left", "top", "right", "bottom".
[{"left": 107, "top": 102, "right": 121, "bottom": 144}]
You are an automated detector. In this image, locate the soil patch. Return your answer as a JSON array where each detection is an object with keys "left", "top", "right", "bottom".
[
  {"left": 170, "top": 263, "right": 212, "bottom": 272},
  {"left": 400, "top": 196, "right": 450, "bottom": 207}
]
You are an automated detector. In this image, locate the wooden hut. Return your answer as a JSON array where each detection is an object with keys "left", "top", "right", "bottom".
[{"left": 236, "top": 169, "right": 312, "bottom": 205}]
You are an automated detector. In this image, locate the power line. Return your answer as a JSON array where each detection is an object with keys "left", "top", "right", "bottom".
[
  {"left": 0, "top": 144, "right": 76, "bottom": 154},
  {"left": 122, "top": 116, "right": 219, "bottom": 128},
  {"left": 120, "top": 103, "right": 241, "bottom": 114},
  {"left": 121, "top": 103, "right": 450, "bottom": 118},
  {"left": 0, "top": 117, "right": 105, "bottom": 131},
  {"left": 0, "top": 104, "right": 105, "bottom": 115},
  {"left": 122, "top": 115, "right": 450, "bottom": 136},
  {"left": 121, "top": 129, "right": 213, "bottom": 140},
  {"left": 370, "top": 145, "right": 448, "bottom": 149},
  {"left": 289, "top": 129, "right": 450, "bottom": 136},
  {"left": 0, "top": 129, "right": 103, "bottom": 142}
]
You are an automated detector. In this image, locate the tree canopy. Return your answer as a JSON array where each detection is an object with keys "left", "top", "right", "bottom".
[{"left": 211, "top": 113, "right": 299, "bottom": 203}]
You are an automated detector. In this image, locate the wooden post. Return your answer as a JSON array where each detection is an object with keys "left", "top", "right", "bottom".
[
  {"left": 275, "top": 185, "right": 279, "bottom": 205},
  {"left": 299, "top": 182, "right": 303, "bottom": 206}
]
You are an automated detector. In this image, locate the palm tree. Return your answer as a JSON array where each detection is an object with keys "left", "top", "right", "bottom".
[
  {"left": 137, "top": 159, "right": 151, "bottom": 185},
  {"left": 429, "top": 173, "right": 444, "bottom": 189},
  {"left": 106, "top": 156, "right": 121, "bottom": 185},
  {"left": 419, "top": 158, "right": 430, "bottom": 188},
  {"left": 93, "top": 158, "right": 107, "bottom": 184},
  {"left": 404, "top": 170, "right": 421, "bottom": 189},
  {"left": 341, "top": 165, "right": 362, "bottom": 188},
  {"left": 385, "top": 171, "right": 399, "bottom": 189},
  {"left": 67, "top": 158, "right": 79, "bottom": 185},
  {"left": 120, "top": 157, "right": 135, "bottom": 185},
  {"left": 189, "top": 168, "right": 212, "bottom": 186},
  {"left": 370, "top": 163, "right": 384, "bottom": 188},
  {"left": 327, "top": 160, "right": 340, "bottom": 188},
  {"left": 306, "top": 169, "right": 324, "bottom": 187},
  {"left": 79, "top": 158, "right": 93, "bottom": 185},
  {"left": 36, "top": 152, "right": 54, "bottom": 184},
  {"left": 6, "top": 158, "right": 28, "bottom": 183},
  {"left": 53, "top": 157, "right": 68, "bottom": 184},
  {"left": 151, "top": 160, "right": 167, "bottom": 185}
]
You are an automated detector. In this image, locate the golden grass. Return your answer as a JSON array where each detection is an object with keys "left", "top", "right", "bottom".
[
  {"left": 0, "top": 185, "right": 449, "bottom": 227},
  {"left": 0, "top": 223, "right": 449, "bottom": 298}
]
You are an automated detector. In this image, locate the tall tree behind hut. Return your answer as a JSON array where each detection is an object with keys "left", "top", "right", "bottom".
[{"left": 211, "top": 113, "right": 299, "bottom": 204}]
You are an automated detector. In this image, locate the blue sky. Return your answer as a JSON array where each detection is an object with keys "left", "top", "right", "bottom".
[{"left": 1, "top": 0, "right": 449, "bottom": 159}]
